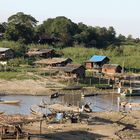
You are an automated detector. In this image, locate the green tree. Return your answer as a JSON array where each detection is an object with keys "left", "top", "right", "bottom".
[
  {"left": 0, "top": 22, "right": 7, "bottom": 33},
  {"left": 38, "top": 16, "right": 79, "bottom": 46},
  {"left": 118, "top": 34, "right": 126, "bottom": 42},
  {"left": 5, "top": 12, "right": 38, "bottom": 44}
]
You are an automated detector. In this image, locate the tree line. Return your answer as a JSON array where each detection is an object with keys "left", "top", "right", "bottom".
[{"left": 0, "top": 12, "right": 140, "bottom": 48}]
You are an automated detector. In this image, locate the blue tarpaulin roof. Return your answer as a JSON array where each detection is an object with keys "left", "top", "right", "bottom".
[{"left": 89, "top": 55, "right": 108, "bottom": 62}]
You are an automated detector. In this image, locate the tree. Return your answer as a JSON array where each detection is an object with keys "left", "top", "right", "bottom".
[
  {"left": 118, "top": 34, "right": 126, "bottom": 42},
  {"left": 5, "top": 12, "right": 38, "bottom": 44},
  {"left": 38, "top": 16, "right": 79, "bottom": 46},
  {"left": 0, "top": 22, "right": 7, "bottom": 33},
  {"left": 107, "top": 26, "right": 116, "bottom": 42}
]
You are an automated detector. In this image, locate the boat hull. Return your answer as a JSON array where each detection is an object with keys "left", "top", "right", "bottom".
[
  {"left": 82, "top": 93, "right": 98, "bottom": 97},
  {"left": 121, "top": 88, "right": 140, "bottom": 96},
  {"left": 0, "top": 100, "right": 20, "bottom": 104},
  {"left": 125, "top": 93, "right": 140, "bottom": 96}
]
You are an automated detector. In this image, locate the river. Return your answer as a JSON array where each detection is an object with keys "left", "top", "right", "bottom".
[{"left": 0, "top": 93, "right": 140, "bottom": 114}]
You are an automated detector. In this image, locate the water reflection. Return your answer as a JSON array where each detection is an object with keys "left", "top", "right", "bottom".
[{"left": 0, "top": 93, "right": 140, "bottom": 115}]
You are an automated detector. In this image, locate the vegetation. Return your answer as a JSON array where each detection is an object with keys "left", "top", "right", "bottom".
[
  {"left": 0, "top": 12, "right": 139, "bottom": 81},
  {"left": 1, "top": 12, "right": 139, "bottom": 47},
  {"left": 0, "top": 71, "right": 39, "bottom": 80},
  {"left": 61, "top": 45, "right": 140, "bottom": 71}
]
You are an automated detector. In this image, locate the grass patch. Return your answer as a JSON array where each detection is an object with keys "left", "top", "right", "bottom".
[
  {"left": 61, "top": 45, "right": 140, "bottom": 71},
  {"left": 0, "top": 71, "right": 39, "bottom": 80}
]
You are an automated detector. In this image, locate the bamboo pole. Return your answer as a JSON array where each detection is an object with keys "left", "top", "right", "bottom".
[
  {"left": 40, "top": 120, "right": 42, "bottom": 135},
  {"left": 16, "top": 129, "right": 19, "bottom": 140},
  {"left": 0, "top": 126, "right": 3, "bottom": 140}
]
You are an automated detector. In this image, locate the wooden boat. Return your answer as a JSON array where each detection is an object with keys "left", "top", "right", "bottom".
[
  {"left": 82, "top": 93, "right": 98, "bottom": 97},
  {"left": 121, "top": 88, "right": 140, "bottom": 96},
  {"left": 50, "top": 92, "right": 59, "bottom": 99},
  {"left": 84, "top": 104, "right": 92, "bottom": 113},
  {"left": 42, "top": 98, "right": 48, "bottom": 105},
  {"left": 38, "top": 104, "right": 46, "bottom": 108},
  {"left": 120, "top": 102, "right": 140, "bottom": 107},
  {"left": 0, "top": 99, "right": 21, "bottom": 105},
  {"left": 48, "top": 103, "right": 80, "bottom": 113},
  {"left": 30, "top": 106, "right": 43, "bottom": 116},
  {"left": 63, "top": 86, "right": 82, "bottom": 90}
]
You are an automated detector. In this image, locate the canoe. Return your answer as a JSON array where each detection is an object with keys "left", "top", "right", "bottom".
[
  {"left": 63, "top": 86, "right": 82, "bottom": 90},
  {"left": 0, "top": 100, "right": 21, "bottom": 104},
  {"left": 82, "top": 93, "right": 98, "bottom": 97},
  {"left": 50, "top": 92, "right": 59, "bottom": 99},
  {"left": 30, "top": 106, "right": 43, "bottom": 116}
]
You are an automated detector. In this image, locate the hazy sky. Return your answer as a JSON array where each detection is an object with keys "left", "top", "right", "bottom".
[{"left": 0, "top": 0, "right": 140, "bottom": 38}]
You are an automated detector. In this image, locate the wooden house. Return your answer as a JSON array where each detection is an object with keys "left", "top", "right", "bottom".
[
  {"left": 102, "top": 64, "right": 122, "bottom": 75},
  {"left": 0, "top": 33, "right": 4, "bottom": 39},
  {"left": 85, "top": 55, "right": 109, "bottom": 71},
  {"left": 34, "top": 58, "right": 72, "bottom": 67},
  {"left": 26, "top": 48, "right": 56, "bottom": 58},
  {"left": 58, "top": 64, "right": 85, "bottom": 78},
  {"left": 0, "top": 48, "right": 14, "bottom": 61},
  {"left": 38, "top": 34, "right": 59, "bottom": 44}
]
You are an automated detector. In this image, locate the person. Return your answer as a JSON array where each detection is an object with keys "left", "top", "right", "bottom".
[
  {"left": 122, "top": 104, "right": 126, "bottom": 112},
  {"left": 117, "top": 97, "right": 121, "bottom": 111},
  {"left": 129, "top": 103, "right": 132, "bottom": 111}
]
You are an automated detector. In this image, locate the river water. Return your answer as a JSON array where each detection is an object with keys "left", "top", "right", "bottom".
[{"left": 0, "top": 93, "right": 140, "bottom": 115}]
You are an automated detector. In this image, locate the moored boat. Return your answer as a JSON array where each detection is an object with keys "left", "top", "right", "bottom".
[
  {"left": 30, "top": 106, "right": 43, "bottom": 116},
  {"left": 82, "top": 93, "right": 98, "bottom": 97},
  {"left": 0, "top": 99, "right": 21, "bottom": 105},
  {"left": 121, "top": 88, "right": 140, "bottom": 96},
  {"left": 63, "top": 86, "right": 82, "bottom": 90},
  {"left": 50, "top": 92, "right": 59, "bottom": 99}
]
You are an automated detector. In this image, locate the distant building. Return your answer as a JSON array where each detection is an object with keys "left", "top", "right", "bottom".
[
  {"left": 0, "top": 47, "right": 14, "bottom": 65},
  {"left": 0, "top": 33, "right": 4, "bottom": 39},
  {"left": 26, "top": 48, "right": 56, "bottom": 58},
  {"left": 34, "top": 58, "right": 72, "bottom": 67},
  {"left": 0, "top": 47, "right": 14, "bottom": 59},
  {"left": 85, "top": 55, "right": 110, "bottom": 71},
  {"left": 58, "top": 64, "right": 85, "bottom": 78},
  {"left": 102, "top": 64, "right": 122, "bottom": 75},
  {"left": 38, "top": 34, "right": 59, "bottom": 44}
]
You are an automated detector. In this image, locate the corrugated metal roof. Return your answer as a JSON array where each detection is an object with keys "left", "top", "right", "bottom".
[
  {"left": 0, "top": 48, "right": 10, "bottom": 52},
  {"left": 89, "top": 55, "right": 108, "bottom": 62}
]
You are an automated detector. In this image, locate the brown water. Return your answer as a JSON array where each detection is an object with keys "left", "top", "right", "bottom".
[{"left": 0, "top": 93, "right": 140, "bottom": 114}]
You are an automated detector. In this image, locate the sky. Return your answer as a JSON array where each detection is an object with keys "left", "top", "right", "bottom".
[{"left": 0, "top": 0, "right": 140, "bottom": 38}]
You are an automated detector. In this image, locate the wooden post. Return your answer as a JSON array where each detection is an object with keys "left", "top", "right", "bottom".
[
  {"left": 40, "top": 120, "right": 42, "bottom": 135},
  {"left": 16, "top": 130, "right": 19, "bottom": 140},
  {"left": 0, "top": 126, "right": 3, "bottom": 140},
  {"left": 90, "top": 78, "right": 92, "bottom": 86}
]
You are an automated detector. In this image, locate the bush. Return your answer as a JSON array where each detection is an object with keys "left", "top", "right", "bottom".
[{"left": 8, "top": 58, "right": 28, "bottom": 67}]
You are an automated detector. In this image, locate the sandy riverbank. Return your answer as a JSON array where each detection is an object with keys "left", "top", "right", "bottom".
[
  {"left": 22, "top": 111, "right": 140, "bottom": 140},
  {"left": 0, "top": 79, "right": 64, "bottom": 95},
  {"left": 0, "top": 79, "right": 113, "bottom": 96}
]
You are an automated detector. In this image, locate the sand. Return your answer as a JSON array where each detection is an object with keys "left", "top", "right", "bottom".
[
  {"left": 22, "top": 111, "right": 140, "bottom": 140},
  {"left": 0, "top": 79, "right": 65, "bottom": 95}
]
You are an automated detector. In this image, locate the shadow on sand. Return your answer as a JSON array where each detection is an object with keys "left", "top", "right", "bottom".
[{"left": 29, "top": 130, "right": 107, "bottom": 140}]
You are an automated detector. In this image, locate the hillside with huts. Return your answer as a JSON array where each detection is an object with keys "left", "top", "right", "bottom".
[{"left": 0, "top": 13, "right": 139, "bottom": 93}]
